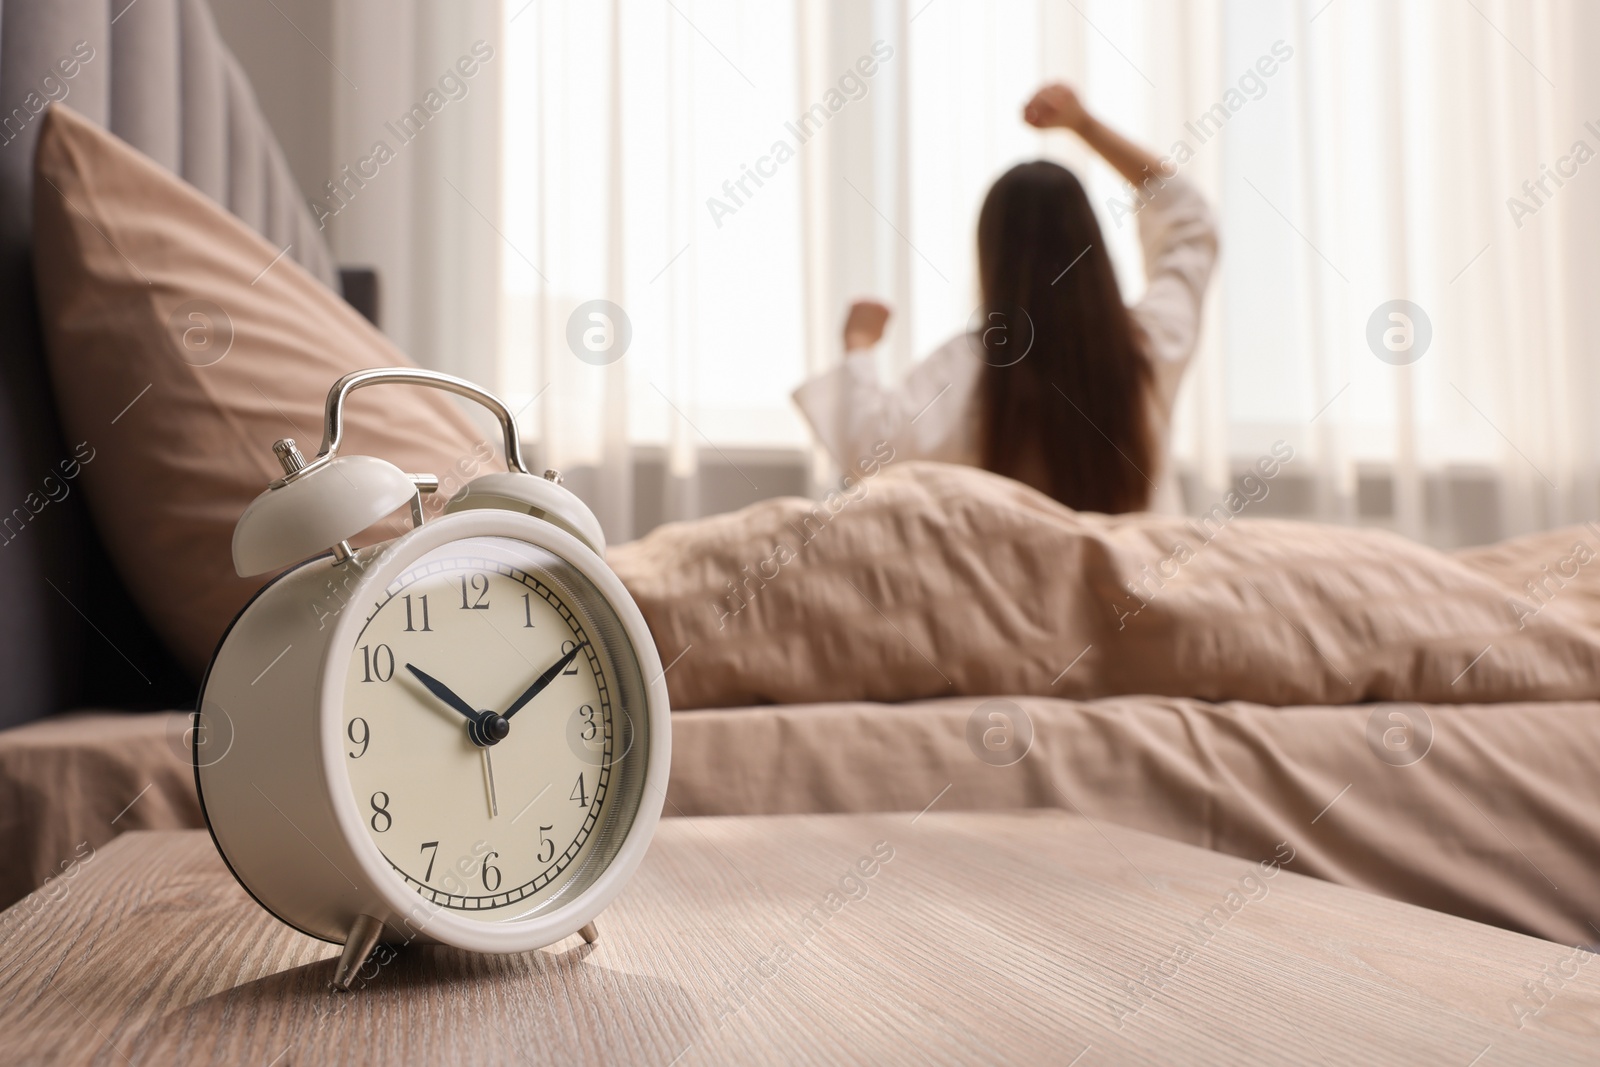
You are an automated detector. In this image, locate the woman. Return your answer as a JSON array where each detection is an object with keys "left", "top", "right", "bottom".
[{"left": 792, "top": 83, "right": 1217, "bottom": 514}]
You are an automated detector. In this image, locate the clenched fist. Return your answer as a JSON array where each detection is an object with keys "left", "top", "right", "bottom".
[
  {"left": 843, "top": 299, "right": 892, "bottom": 352},
  {"left": 1023, "top": 83, "right": 1090, "bottom": 133}
]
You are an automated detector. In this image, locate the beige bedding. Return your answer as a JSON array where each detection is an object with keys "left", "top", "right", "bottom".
[
  {"left": 7, "top": 462, "right": 1599, "bottom": 946},
  {"left": 5, "top": 698, "right": 1596, "bottom": 949},
  {"left": 611, "top": 462, "right": 1600, "bottom": 709},
  {"left": 669, "top": 696, "right": 1600, "bottom": 948}
]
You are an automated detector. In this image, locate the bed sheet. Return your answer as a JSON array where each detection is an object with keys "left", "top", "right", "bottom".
[{"left": 4, "top": 697, "right": 1593, "bottom": 949}]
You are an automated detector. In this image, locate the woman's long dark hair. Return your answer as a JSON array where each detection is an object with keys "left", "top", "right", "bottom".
[{"left": 975, "top": 160, "right": 1156, "bottom": 513}]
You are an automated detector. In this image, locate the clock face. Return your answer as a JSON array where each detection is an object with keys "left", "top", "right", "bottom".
[{"left": 340, "top": 535, "right": 650, "bottom": 923}]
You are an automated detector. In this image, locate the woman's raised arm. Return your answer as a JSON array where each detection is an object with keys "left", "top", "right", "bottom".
[{"left": 1024, "top": 83, "right": 1169, "bottom": 190}]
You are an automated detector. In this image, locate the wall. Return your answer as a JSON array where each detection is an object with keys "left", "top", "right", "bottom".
[
  {"left": 207, "top": 0, "right": 334, "bottom": 203},
  {"left": 213, "top": 0, "right": 503, "bottom": 384}
]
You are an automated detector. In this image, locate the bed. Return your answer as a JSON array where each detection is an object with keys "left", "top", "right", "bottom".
[
  {"left": 8, "top": 692, "right": 1599, "bottom": 948},
  {"left": 6, "top": 464, "right": 1599, "bottom": 949}
]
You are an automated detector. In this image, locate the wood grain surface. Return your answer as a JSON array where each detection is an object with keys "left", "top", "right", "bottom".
[{"left": 1, "top": 813, "right": 1596, "bottom": 1065}]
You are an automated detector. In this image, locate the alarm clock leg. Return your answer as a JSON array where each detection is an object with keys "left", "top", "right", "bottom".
[
  {"left": 333, "top": 913, "right": 386, "bottom": 991},
  {"left": 579, "top": 921, "right": 599, "bottom": 945}
]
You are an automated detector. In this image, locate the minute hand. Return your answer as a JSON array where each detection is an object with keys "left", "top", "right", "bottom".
[{"left": 503, "top": 644, "right": 586, "bottom": 720}]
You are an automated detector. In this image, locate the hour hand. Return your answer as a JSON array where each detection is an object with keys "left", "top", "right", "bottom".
[
  {"left": 406, "top": 664, "right": 509, "bottom": 747},
  {"left": 503, "top": 643, "right": 586, "bottom": 720},
  {"left": 404, "top": 664, "right": 479, "bottom": 722}
]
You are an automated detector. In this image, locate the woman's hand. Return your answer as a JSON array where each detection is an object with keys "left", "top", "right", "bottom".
[
  {"left": 1023, "top": 83, "right": 1090, "bottom": 133},
  {"left": 1024, "top": 83, "right": 1166, "bottom": 189},
  {"left": 844, "top": 299, "right": 892, "bottom": 352}
]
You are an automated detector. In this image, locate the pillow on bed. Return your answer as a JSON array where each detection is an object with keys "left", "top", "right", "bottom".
[{"left": 32, "top": 104, "right": 492, "bottom": 678}]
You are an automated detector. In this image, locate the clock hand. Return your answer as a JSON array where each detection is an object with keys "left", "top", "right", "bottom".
[
  {"left": 502, "top": 643, "right": 588, "bottom": 720},
  {"left": 404, "top": 664, "right": 479, "bottom": 722},
  {"left": 404, "top": 663, "right": 509, "bottom": 746},
  {"left": 481, "top": 749, "right": 499, "bottom": 818}
]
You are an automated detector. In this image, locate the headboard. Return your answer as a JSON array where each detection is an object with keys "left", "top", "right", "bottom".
[{"left": 0, "top": 0, "right": 340, "bottom": 725}]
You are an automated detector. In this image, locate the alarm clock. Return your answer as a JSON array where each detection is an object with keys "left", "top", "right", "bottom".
[{"left": 195, "top": 368, "right": 670, "bottom": 990}]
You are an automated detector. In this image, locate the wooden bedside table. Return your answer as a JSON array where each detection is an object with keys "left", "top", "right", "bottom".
[{"left": 1, "top": 812, "right": 1595, "bottom": 1064}]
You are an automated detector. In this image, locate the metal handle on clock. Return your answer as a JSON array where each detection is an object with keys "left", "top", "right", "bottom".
[{"left": 281, "top": 368, "right": 531, "bottom": 486}]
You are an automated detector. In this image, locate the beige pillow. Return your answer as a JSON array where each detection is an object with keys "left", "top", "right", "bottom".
[{"left": 33, "top": 104, "right": 492, "bottom": 678}]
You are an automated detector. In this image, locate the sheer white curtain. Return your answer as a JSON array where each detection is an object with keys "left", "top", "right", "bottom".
[
  {"left": 1195, "top": 0, "right": 1600, "bottom": 545},
  {"left": 331, "top": 1, "right": 1600, "bottom": 547},
  {"left": 496, "top": 1, "right": 813, "bottom": 542},
  {"left": 327, "top": 0, "right": 504, "bottom": 384}
]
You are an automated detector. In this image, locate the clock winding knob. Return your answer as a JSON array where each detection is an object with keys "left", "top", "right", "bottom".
[{"left": 273, "top": 438, "right": 309, "bottom": 477}]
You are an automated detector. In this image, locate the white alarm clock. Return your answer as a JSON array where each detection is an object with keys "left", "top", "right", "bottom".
[{"left": 195, "top": 368, "right": 669, "bottom": 990}]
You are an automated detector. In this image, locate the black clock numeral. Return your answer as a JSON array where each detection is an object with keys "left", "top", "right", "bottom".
[
  {"left": 370, "top": 791, "right": 392, "bottom": 833},
  {"left": 360, "top": 643, "right": 394, "bottom": 683},
  {"left": 570, "top": 772, "right": 588, "bottom": 807},
  {"left": 459, "top": 573, "right": 490, "bottom": 610},
  {"left": 403, "top": 593, "right": 432, "bottom": 632},
  {"left": 420, "top": 840, "right": 438, "bottom": 881},
  {"left": 347, "top": 717, "right": 370, "bottom": 758},
  {"left": 561, "top": 641, "right": 581, "bottom": 675},
  {"left": 538, "top": 824, "right": 555, "bottom": 864},
  {"left": 482, "top": 850, "right": 502, "bottom": 892},
  {"left": 521, "top": 592, "right": 536, "bottom": 628},
  {"left": 578, "top": 704, "right": 598, "bottom": 742}
]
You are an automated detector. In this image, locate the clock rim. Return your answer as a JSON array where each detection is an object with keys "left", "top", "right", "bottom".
[{"left": 322, "top": 510, "right": 670, "bottom": 953}]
